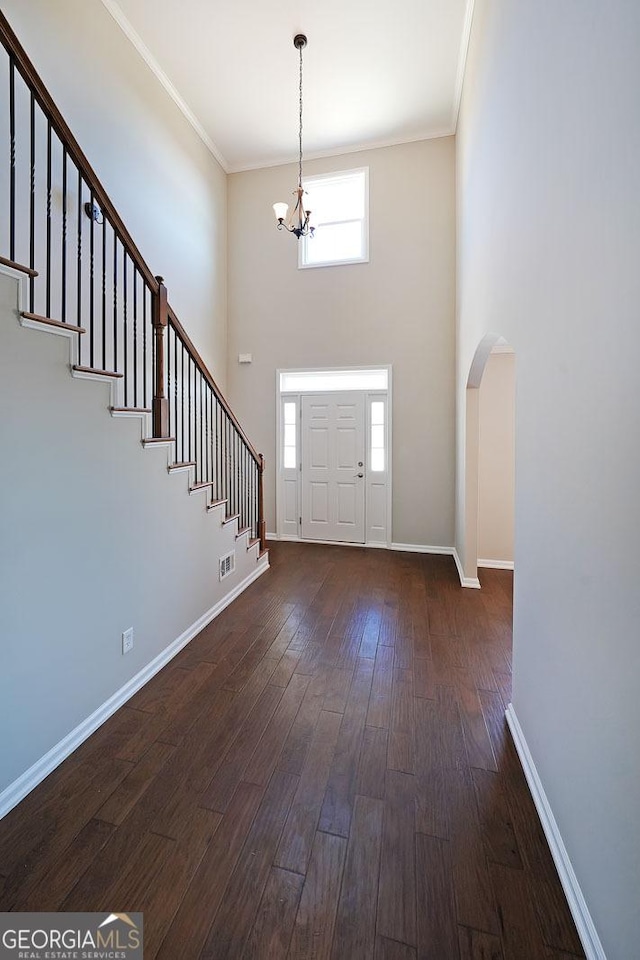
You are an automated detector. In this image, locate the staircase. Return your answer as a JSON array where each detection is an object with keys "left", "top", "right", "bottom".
[
  {"left": 0, "top": 11, "right": 268, "bottom": 816},
  {"left": 0, "top": 10, "right": 266, "bottom": 557}
]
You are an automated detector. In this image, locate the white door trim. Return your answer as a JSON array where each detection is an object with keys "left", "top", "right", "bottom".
[{"left": 276, "top": 366, "right": 392, "bottom": 547}]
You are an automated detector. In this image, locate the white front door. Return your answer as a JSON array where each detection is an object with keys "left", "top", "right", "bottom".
[{"left": 301, "top": 392, "right": 366, "bottom": 542}]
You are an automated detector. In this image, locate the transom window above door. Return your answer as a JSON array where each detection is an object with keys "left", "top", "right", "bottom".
[{"left": 280, "top": 368, "right": 387, "bottom": 393}]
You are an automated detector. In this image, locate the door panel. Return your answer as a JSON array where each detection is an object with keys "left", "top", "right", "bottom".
[
  {"left": 302, "top": 392, "right": 365, "bottom": 542},
  {"left": 310, "top": 482, "right": 329, "bottom": 523}
]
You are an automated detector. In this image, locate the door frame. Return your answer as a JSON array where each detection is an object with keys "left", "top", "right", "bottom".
[{"left": 275, "top": 366, "right": 393, "bottom": 547}]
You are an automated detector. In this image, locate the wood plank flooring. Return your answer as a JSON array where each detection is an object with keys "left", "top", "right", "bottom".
[{"left": 0, "top": 542, "right": 585, "bottom": 959}]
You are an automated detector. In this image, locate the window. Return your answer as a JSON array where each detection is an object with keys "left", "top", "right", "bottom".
[
  {"left": 370, "top": 401, "right": 385, "bottom": 472},
  {"left": 299, "top": 168, "right": 369, "bottom": 269},
  {"left": 283, "top": 401, "right": 297, "bottom": 469},
  {"left": 280, "top": 368, "right": 387, "bottom": 394}
]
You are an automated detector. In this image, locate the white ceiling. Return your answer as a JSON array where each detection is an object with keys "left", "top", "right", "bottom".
[{"left": 101, "top": 0, "right": 474, "bottom": 173}]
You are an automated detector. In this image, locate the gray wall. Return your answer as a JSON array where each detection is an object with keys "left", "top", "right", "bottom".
[
  {"left": 227, "top": 139, "right": 456, "bottom": 546},
  {"left": 1, "top": 0, "right": 228, "bottom": 384},
  {"left": 478, "top": 352, "right": 515, "bottom": 564},
  {"left": 0, "top": 273, "right": 262, "bottom": 797},
  {"left": 456, "top": 2, "right": 640, "bottom": 956}
]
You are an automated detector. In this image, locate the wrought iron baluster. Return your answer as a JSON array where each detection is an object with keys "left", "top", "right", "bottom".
[
  {"left": 9, "top": 57, "right": 15, "bottom": 262},
  {"left": 88, "top": 187, "right": 94, "bottom": 365},
  {"left": 205, "top": 381, "right": 210, "bottom": 489},
  {"left": 113, "top": 231, "right": 118, "bottom": 374},
  {"left": 181, "top": 339, "right": 185, "bottom": 463},
  {"left": 122, "top": 248, "right": 128, "bottom": 404},
  {"left": 101, "top": 213, "right": 106, "bottom": 368},
  {"left": 46, "top": 120, "right": 52, "bottom": 318},
  {"left": 215, "top": 399, "right": 221, "bottom": 503},
  {"left": 173, "top": 328, "right": 179, "bottom": 457},
  {"left": 76, "top": 169, "right": 83, "bottom": 360},
  {"left": 188, "top": 354, "right": 192, "bottom": 463},
  {"left": 61, "top": 146, "right": 67, "bottom": 323},
  {"left": 143, "top": 282, "right": 148, "bottom": 407},
  {"left": 29, "top": 90, "right": 35, "bottom": 311},
  {"left": 132, "top": 268, "right": 138, "bottom": 407},
  {"left": 165, "top": 300, "right": 171, "bottom": 436}
]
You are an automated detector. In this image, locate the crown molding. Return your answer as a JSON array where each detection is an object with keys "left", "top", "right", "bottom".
[
  {"left": 99, "top": 0, "right": 230, "bottom": 172},
  {"left": 99, "top": 0, "right": 468, "bottom": 176},
  {"left": 227, "top": 127, "right": 456, "bottom": 175},
  {"left": 452, "top": 0, "right": 476, "bottom": 132}
]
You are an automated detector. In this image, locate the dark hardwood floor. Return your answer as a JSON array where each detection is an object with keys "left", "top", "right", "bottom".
[{"left": 0, "top": 542, "right": 584, "bottom": 959}]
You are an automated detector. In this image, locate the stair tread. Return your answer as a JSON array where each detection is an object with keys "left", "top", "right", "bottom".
[
  {"left": 207, "top": 499, "right": 228, "bottom": 512},
  {"left": 235, "top": 526, "right": 251, "bottom": 539},
  {"left": 190, "top": 481, "right": 215, "bottom": 491},
  {"left": 222, "top": 512, "right": 241, "bottom": 525},
  {"left": 248, "top": 537, "right": 260, "bottom": 547},
  {"left": 142, "top": 436, "right": 176, "bottom": 445},
  {"left": 22, "top": 311, "right": 85, "bottom": 334},
  {"left": 0, "top": 255, "right": 38, "bottom": 278},
  {"left": 168, "top": 461, "right": 196, "bottom": 471},
  {"left": 72, "top": 365, "right": 122, "bottom": 378},
  {"left": 111, "top": 406, "right": 152, "bottom": 414}
]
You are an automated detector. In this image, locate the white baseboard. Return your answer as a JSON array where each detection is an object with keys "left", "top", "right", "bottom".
[
  {"left": 0, "top": 559, "right": 269, "bottom": 821},
  {"left": 505, "top": 704, "right": 606, "bottom": 960},
  {"left": 453, "top": 548, "right": 481, "bottom": 589},
  {"left": 269, "top": 532, "right": 455, "bottom": 557},
  {"left": 390, "top": 542, "right": 453, "bottom": 555},
  {"left": 478, "top": 558, "right": 514, "bottom": 570}
]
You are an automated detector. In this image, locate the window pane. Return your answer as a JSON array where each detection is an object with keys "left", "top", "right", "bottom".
[
  {"left": 283, "top": 401, "right": 296, "bottom": 469},
  {"left": 371, "top": 449, "right": 385, "bottom": 472},
  {"left": 306, "top": 221, "right": 363, "bottom": 265},
  {"left": 371, "top": 425, "right": 384, "bottom": 449},
  {"left": 280, "top": 369, "right": 388, "bottom": 392},
  {"left": 371, "top": 401, "right": 384, "bottom": 425},
  {"left": 304, "top": 173, "right": 364, "bottom": 223}
]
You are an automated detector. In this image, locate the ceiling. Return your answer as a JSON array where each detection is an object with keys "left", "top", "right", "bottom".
[{"left": 101, "top": 0, "right": 474, "bottom": 173}]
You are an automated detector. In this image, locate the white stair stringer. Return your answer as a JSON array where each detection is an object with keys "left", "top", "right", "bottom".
[{"left": 0, "top": 268, "right": 269, "bottom": 817}]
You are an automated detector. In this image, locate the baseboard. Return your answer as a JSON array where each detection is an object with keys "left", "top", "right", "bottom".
[
  {"left": 453, "top": 548, "right": 481, "bottom": 589},
  {"left": 505, "top": 704, "right": 607, "bottom": 960},
  {"left": 0, "top": 560, "right": 269, "bottom": 821},
  {"left": 478, "top": 558, "right": 514, "bottom": 570},
  {"left": 390, "top": 542, "right": 453, "bottom": 555},
  {"left": 268, "top": 533, "right": 455, "bottom": 557}
]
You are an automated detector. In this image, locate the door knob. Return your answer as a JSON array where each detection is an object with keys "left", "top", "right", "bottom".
[{"left": 355, "top": 473, "right": 364, "bottom": 478}]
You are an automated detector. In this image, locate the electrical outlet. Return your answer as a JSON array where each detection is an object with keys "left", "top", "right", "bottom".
[{"left": 122, "top": 627, "right": 134, "bottom": 655}]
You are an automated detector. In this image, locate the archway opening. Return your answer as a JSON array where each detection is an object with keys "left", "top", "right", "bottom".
[{"left": 462, "top": 334, "right": 515, "bottom": 586}]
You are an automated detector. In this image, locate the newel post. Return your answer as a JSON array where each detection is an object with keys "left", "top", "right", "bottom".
[
  {"left": 258, "top": 454, "right": 267, "bottom": 553},
  {"left": 152, "top": 275, "right": 170, "bottom": 438}
]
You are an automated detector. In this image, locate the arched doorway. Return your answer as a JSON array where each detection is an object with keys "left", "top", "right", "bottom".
[{"left": 461, "top": 334, "right": 515, "bottom": 586}]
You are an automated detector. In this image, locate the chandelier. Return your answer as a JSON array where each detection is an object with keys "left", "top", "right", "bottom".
[{"left": 273, "top": 34, "right": 315, "bottom": 240}]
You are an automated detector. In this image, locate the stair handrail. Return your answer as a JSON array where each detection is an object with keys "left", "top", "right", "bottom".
[
  {"left": 0, "top": 9, "right": 266, "bottom": 550},
  {"left": 0, "top": 10, "right": 157, "bottom": 294}
]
